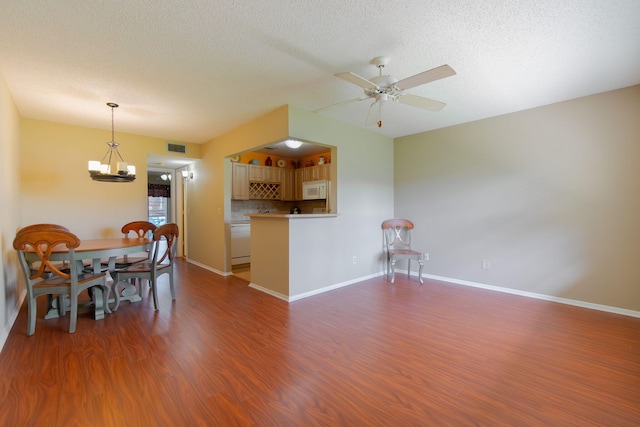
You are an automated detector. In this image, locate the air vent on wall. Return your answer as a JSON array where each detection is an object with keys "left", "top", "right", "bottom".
[{"left": 167, "top": 142, "right": 186, "bottom": 154}]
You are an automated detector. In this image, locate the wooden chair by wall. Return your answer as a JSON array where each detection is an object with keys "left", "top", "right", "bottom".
[
  {"left": 13, "top": 226, "right": 109, "bottom": 335},
  {"left": 381, "top": 219, "right": 424, "bottom": 284},
  {"left": 114, "top": 223, "right": 179, "bottom": 310}
]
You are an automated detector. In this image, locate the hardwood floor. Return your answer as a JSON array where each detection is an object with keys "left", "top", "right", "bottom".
[{"left": 1, "top": 259, "right": 639, "bottom": 426}]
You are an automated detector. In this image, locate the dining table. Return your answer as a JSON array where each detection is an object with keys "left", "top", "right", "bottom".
[{"left": 27, "top": 237, "right": 153, "bottom": 320}]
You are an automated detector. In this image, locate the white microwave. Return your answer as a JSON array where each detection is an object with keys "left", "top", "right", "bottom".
[{"left": 302, "top": 180, "right": 328, "bottom": 200}]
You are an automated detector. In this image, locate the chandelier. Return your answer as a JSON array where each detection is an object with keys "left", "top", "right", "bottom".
[{"left": 88, "top": 103, "right": 136, "bottom": 182}]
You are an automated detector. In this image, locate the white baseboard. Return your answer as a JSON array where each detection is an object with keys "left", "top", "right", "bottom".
[
  {"left": 248, "top": 283, "right": 289, "bottom": 301},
  {"left": 287, "top": 272, "right": 381, "bottom": 302},
  {"left": 0, "top": 289, "right": 26, "bottom": 354},
  {"left": 186, "top": 258, "right": 231, "bottom": 276},
  {"left": 421, "top": 272, "right": 640, "bottom": 319},
  {"left": 250, "top": 273, "right": 381, "bottom": 302}
]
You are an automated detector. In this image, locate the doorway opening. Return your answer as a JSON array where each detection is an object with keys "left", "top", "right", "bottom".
[{"left": 148, "top": 170, "right": 173, "bottom": 227}]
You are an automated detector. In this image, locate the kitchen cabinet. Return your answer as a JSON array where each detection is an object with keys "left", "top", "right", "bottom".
[
  {"left": 249, "top": 165, "right": 281, "bottom": 183},
  {"left": 281, "top": 169, "right": 295, "bottom": 201},
  {"left": 232, "top": 163, "right": 330, "bottom": 202},
  {"left": 302, "top": 164, "right": 330, "bottom": 182},
  {"left": 317, "top": 163, "right": 330, "bottom": 181},
  {"left": 232, "top": 163, "right": 249, "bottom": 200},
  {"left": 294, "top": 169, "right": 304, "bottom": 200}
]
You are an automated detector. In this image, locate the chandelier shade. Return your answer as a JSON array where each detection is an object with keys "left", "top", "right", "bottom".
[{"left": 88, "top": 103, "right": 136, "bottom": 182}]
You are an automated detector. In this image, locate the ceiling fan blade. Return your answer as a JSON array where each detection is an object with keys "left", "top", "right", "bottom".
[
  {"left": 394, "top": 64, "right": 456, "bottom": 91},
  {"left": 397, "top": 93, "right": 446, "bottom": 111},
  {"left": 335, "top": 72, "right": 378, "bottom": 90},
  {"left": 313, "top": 97, "right": 369, "bottom": 113},
  {"left": 365, "top": 101, "right": 382, "bottom": 126}
]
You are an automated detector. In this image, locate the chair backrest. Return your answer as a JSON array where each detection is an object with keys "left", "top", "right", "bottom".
[
  {"left": 121, "top": 221, "right": 157, "bottom": 238},
  {"left": 17, "top": 223, "right": 69, "bottom": 236},
  {"left": 151, "top": 223, "right": 179, "bottom": 266},
  {"left": 381, "top": 219, "right": 415, "bottom": 251},
  {"left": 13, "top": 227, "right": 81, "bottom": 281}
]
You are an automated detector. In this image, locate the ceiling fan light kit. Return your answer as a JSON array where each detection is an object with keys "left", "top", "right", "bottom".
[
  {"left": 317, "top": 56, "right": 456, "bottom": 128},
  {"left": 284, "top": 139, "right": 303, "bottom": 149}
]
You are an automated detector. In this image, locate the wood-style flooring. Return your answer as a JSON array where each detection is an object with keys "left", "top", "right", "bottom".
[{"left": 1, "top": 258, "right": 639, "bottom": 426}]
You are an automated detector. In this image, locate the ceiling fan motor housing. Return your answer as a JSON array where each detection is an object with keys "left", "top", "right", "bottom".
[{"left": 366, "top": 75, "right": 400, "bottom": 99}]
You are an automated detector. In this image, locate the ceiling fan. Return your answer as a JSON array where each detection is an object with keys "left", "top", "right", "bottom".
[{"left": 316, "top": 56, "right": 456, "bottom": 128}]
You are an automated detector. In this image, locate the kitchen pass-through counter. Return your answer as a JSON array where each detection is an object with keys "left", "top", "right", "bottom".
[{"left": 244, "top": 213, "right": 338, "bottom": 301}]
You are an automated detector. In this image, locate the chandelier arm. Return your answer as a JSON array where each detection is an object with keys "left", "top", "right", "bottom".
[
  {"left": 100, "top": 149, "right": 111, "bottom": 164},
  {"left": 114, "top": 148, "right": 126, "bottom": 163}
]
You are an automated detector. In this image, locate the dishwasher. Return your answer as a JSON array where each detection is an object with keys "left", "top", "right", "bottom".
[{"left": 230, "top": 223, "right": 251, "bottom": 265}]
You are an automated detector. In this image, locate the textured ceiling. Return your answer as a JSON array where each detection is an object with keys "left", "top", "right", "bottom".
[{"left": 1, "top": 0, "right": 639, "bottom": 145}]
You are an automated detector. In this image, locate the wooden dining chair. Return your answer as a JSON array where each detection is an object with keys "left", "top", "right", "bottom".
[
  {"left": 13, "top": 226, "right": 109, "bottom": 335},
  {"left": 113, "top": 223, "right": 179, "bottom": 310},
  {"left": 111, "top": 220, "right": 157, "bottom": 269},
  {"left": 381, "top": 219, "right": 424, "bottom": 284},
  {"left": 16, "top": 223, "right": 72, "bottom": 315}
]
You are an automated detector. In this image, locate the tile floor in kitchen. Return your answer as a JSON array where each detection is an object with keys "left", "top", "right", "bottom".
[{"left": 232, "top": 263, "right": 251, "bottom": 281}]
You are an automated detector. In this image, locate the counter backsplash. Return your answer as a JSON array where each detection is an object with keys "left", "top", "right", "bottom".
[{"left": 231, "top": 199, "right": 327, "bottom": 221}]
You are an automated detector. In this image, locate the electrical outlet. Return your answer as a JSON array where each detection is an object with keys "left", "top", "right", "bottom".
[
  {"left": 482, "top": 259, "right": 490, "bottom": 270},
  {"left": 424, "top": 253, "right": 430, "bottom": 261},
  {"left": 352, "top": 256, "right": 357, "bottom": 264}
]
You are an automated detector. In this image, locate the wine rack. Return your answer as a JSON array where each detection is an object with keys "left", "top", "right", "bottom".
[{"left": 249, "top": 182, "right": 281, "bottom": 200}]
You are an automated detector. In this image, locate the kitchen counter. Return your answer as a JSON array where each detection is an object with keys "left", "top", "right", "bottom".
[{"left": 244, "top": 213, "right": 337, "bottom": 219}]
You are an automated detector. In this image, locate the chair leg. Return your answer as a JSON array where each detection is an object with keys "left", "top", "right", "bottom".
[
  {"left": 390, "top": 259, "right": 396, "bottom": 284},
  {"left": 169, "top": 269, "right": 176, "bottom": 301},
  {"left": 27, "top": 296, "right": 37, "bottom": 336},
  {"left": 151, "top": 279, "right": 159, "bottom": 310},
  {"left": 418, "top": 259, "right": 424, "bottom": 284},
  {"left": 69, "top": 292, "right": 78, "bottom": 334}
]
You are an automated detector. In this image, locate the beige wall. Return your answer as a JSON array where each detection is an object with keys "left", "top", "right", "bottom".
[
  {"left": 20, "top": 119, "right": 200, "bottom": 239},
  {"left": 187, "top": 105, "right": 396, "bottom": 295},
  {"left": 187, "top": 106, "right": 290, "bottom": 272},
  {"left": 395, "top": 85, "right": 640, "bottom": 311},
  {"left": 0, "top": 71, "right": 22, "bottom": 348},
  {"left": 287, "top": 106, "right": 394, "bottom": 295}
]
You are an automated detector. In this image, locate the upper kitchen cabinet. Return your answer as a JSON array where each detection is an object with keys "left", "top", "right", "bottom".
[
  {"left": 232, "top": 163, "right": 249, "bottom": 200},
  {"left": 249, "top": 165, "right": 281, "bottom": 183},
  {"left": 294, "top": 169, "right": 304, "bottom": 200},
  {"left": 302, "top": 163, "right": 330, "bottom": 182},
  {"left": 281, "top": 169, "right": 295, "bottom": 201}
]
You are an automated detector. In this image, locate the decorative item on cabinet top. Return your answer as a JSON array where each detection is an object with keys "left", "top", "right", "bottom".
[
  {"left": 230, "top": 155, "right": 241, "bottom": 162},
  {"left": 276, "top": 159, "right": 286, "bottom": 168}
]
